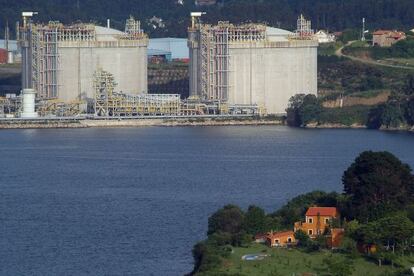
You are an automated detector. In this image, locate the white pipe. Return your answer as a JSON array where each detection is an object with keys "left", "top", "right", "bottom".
[{"left": 20, "top": 88, "right": 38, "bottom": 118}]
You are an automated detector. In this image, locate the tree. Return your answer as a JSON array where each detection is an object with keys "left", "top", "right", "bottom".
[
  {"left": 294, "top": 229, "right": 311, "bottom": 248},
  {"left": 339, "top": 237, "right": 359, "bottom": 258},
  {"left": 286, "top": 94, "right": 322, "bottom": 126},
  {"left": 343, "top": 151, "right": 414, "bottom": 221},
  {"left": 243, "top": 205, "right": 267, "bottom": 235},
  {"left": 191, "top": 241, "right": 223, "bottom": 273},
  {"left": 207, "top": 204, "right": 245, "bottom": 235},
  {"left": 367, "top": 104, "right": 386, "bottom": 129},
  {"left": 272, "top": 191, "right": 340, "bottom": 228},
  {"left": 352, "top": 214, "right": 414, "bottom": 257},
  {"left": 286, "top": 94, "right": 306, "bottom": 126},
  {"left": 298, "top": 94, "right": 322, "bottom": 125},
  {"left": 375, "top": 214, "right": 414, "bottom": 249},
  {"left": 380, "top": 102, "right": 405, "bottom": 128}
]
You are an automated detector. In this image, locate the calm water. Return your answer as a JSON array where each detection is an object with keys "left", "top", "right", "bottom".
[{"left": 0, "top": 126, "right": 413, "bottom": 275}]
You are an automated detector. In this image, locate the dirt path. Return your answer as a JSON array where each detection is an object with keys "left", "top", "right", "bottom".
[{"left": 335, "top": 41, "right": 414, "bottom": 70}]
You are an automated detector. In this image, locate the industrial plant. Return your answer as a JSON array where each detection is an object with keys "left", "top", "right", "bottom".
[
  {"left": 20, "top": 13, "right": 148, "bottom": 102},
  {"left": 188, "top": 14, "right": 318, "bottom": 114},
  {"left": 0, "top": 12, "right": 318, "bottom": 120}
]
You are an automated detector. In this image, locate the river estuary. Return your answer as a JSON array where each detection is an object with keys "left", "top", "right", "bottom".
[{"left": 0, "top": 126, "right": 413, "bottom": 275}]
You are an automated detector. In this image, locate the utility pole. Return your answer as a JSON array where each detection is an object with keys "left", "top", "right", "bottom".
[
  {"left": 361, "top": 18, "right": 366, "bottom": 41},
  {"left": 16, "top": 21, "right": 20, "bottom": 41},
  {"left": 5, "top": 20, "right": 9, "bottom": 51}
]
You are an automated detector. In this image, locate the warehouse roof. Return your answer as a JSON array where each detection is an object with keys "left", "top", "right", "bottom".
[
  {"left": 148, "top": 37, "right": 188, "bottom": 59},
  {"left": 148, "top": 49, "right": 171, "bottom": 56},
  {"left": 0, "top": 39, "right": 18, "bottom": 51}
]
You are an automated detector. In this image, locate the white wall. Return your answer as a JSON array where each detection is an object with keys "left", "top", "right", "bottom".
[
  {"left": 229, "top": 45, "right": 317, "bottom": 114},
  {"left": 58, "top": 46, "right": 147, "bottom": 102}
]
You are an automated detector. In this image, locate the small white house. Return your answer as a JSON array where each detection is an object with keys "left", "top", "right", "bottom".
[{"left": 314, "top": 30, "right": 336, "bottom": 43}]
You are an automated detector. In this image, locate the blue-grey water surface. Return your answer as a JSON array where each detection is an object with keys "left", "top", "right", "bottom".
[{"left": 0, "top": 126, "right": 413, "bottom": 275}]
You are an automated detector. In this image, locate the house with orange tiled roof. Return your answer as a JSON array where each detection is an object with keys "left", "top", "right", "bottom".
[
  {"left": 294, "top": 207, "right": 340, "bottom": 238},
  {"left": 263, "top": 206, "right": 344, "bottom": 249},
  {"left": 372, "top": 30, "right": 406, "bottom": 47},
  {"left": 266, "top": 230, "right": 296, "bottom": 247}
]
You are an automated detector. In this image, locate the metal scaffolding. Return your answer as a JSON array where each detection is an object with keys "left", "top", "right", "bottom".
[
  {"left": 20, "top": 18, "right": 146, "bottom": 102},
  {"left": 26, "top": 22, "right": 96, "bottom": 99},
  {"left": 122, "top": 16, "right": 145, "bottom": 40},
  {"left": 295, "top": 14, "right": 314, "bottom": 39},
  {"left": 198, "top": 22, "right": 267, "bottom": 102},
  {"left": 0, "top": 95, "right": 22, "bottom": 117},
  {"left": 37, "top": 99, "right": 84, "bottom": 117},
  {"left": 93, "top": 68, "right": 180, "bottom": 117},
  {"left": 0, "top": 97, "right": 4, "bottom": 117}
]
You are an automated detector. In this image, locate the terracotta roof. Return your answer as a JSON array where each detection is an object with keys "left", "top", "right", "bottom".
[
  {"left": 373, "top": 30, "right": 392, "bottom": 35},
  {"left": 306, "top": 207, "right": 338, "bottom": 217},
  {"left": 267, "top": 230, "right": 294, "bottom": 238},
  {"left": 373, "top": 30, "right": 405, "bottom": 37}
]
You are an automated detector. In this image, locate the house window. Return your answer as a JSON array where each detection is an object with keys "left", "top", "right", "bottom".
[
  {"left": 308, "top": 229, "right": 313, "bottom": 235},
  {"left": 325, "top": 218, "right": 330, "bottom": 224},
  {"left": 308, "top": 218, "right": 313, "bottom": 224},
  {"left": 275, "top": 239, "right": 280, "bottom": 244},
  {"left": 287, "top": 237, "right": 292, "bottom": 243}
]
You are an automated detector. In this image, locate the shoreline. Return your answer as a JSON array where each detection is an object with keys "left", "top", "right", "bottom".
[
  {"left": 0, "top": 118, "right": 413, "bottom": 133},
  {"left": 0, "top": 117, "right": 285, "bottom": 129},
  {"left": 305, "top": 122, "right": 414, "bottom": 132}
]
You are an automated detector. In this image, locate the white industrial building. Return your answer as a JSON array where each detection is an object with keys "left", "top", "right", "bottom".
[
  {"left": 188, "top": 15, "right": 318, "bottom": 114},
  {"left": 148, "top": 38, "right": 189, "bottom": 60},
  {"left": 20, "top": 16, "right": 148, "bottom": 102},
  {"left": 314, "top": 30, "right": 336, "bottom": 44}
]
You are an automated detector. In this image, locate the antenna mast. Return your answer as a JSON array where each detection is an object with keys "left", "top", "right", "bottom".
[{"left": 361, "top": 18, "right": 366, "bottom": 41}]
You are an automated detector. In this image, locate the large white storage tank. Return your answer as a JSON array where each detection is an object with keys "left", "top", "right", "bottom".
[
  {"left": 188, "top": 18, "right": 318, "bottom": 114},
  {"left": 58, "top": 25, "right": 148, "bottom": 102},
  {"left": 21, "top": 17, "right": 148, "bottom": 104}
]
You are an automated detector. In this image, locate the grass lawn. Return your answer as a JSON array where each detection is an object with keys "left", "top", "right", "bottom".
[{"left": 212, "top": 243, "right": 414, "bottom": 276}]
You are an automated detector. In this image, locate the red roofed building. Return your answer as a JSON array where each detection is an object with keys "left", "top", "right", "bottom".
[
  {"left": 294, "top": 207, "right": 340, "bottom": 238},
  {"left": 0, "top": 48, "right": 7, "bottom": 64},
  {"left": 373, "top": 30, "right": 406, "bottom": 47},
  {"left": 266, "top": 230, "right": 296, "bottom": 247}
]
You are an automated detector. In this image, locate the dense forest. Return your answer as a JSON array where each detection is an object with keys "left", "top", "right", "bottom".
[{"left": 1, "top": 0, "right": 414, "bottom": 38}]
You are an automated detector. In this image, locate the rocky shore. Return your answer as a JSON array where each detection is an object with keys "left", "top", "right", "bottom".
[
  {"left": 305, "top": 122, "right": 414, "bottom": 132},
  {"left": 304, "top": 122, "right": 366, "bottom": 129}
]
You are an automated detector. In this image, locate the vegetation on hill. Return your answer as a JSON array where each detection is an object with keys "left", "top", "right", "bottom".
[
  {"left": 286, "top": 94, "right": 373, "bottom": 127},
  {"left": 287, "top": 72, "right": 414, "bottom": 129},
  {"left": 189, "top": 151, "right": 414, "bottom": 276},
  {"left": 343, "top": 37, "right": 414, "bottom": 61},
  {"left": 317, "top": 55, "right": 407, "bottom": 95},
  {"left": 2, "top": 0, "right": 414, "bottom": 38}
]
